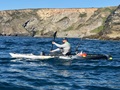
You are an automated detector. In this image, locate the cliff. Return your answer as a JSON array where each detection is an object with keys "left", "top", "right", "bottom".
[
  {"left": 99, "top": 5, "right": 120, "bottom": 40},
  {"left": 0, "top": 6, "right": 119, "bottom": 40}
]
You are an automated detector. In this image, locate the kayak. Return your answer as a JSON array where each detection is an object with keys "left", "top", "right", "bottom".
[
  {"left": 9, "top": 32, "right": 113, "bottom": 60},
  {"left": 9, "top": 53, "right": 54, "bottom": 59},
  {"left": 9, "top": 53, "right": 78, "bottom": 60},
  {"left": 9, "top": 53, "right": 112, "bottom": 60}
]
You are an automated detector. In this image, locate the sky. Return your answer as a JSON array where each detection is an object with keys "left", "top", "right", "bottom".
[{"left": 0, "top": 0, "right": 120, "bottom": 11}]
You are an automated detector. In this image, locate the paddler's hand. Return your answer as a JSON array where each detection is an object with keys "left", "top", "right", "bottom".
[
  {"left": 52, "top": 41, "right": 55, "bottom": 44},
  {"left": 50, "top": 50, "right": 53, "bottom": 52}
]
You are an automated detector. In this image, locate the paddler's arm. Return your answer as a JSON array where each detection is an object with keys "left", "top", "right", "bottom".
[
  {"left": 50, "top": 48, "right": 60, "bottom": 52},
  {"left": 52, "top": 41, "right": 65, "bottom": 48}
]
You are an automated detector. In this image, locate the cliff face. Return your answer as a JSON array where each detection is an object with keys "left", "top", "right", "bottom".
[
  {"left": 0, "top": 7, "right": 118, "bottom": 39},
  {"left": 99, "top": 5, "right": 120, "bottom": 40},
  {"left": 0, "top": 10, "right": 39, "bottom": 36}
]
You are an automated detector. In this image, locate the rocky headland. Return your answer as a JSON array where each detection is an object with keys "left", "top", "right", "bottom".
[{"left": 0, "top": 5, "right": 120, "bottom": 40}]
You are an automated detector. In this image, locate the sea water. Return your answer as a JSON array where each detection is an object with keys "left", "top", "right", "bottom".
[{"left": 0, "top": 36, "right": 120, "bottom": 90}]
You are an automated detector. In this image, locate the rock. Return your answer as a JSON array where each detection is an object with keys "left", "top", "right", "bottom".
[
  {"left": 99, "top": 5, "right": 120, "bottom": 40},
  {"left": 0, "top": 6, "right": 119, "bottom": 40}
]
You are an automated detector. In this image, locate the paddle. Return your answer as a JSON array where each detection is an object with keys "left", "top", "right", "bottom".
[
  {"left": 51, "top": 31, "right": 57, "bottom": 51},
  {"left": 75, "top": 34, "right": 84, "bottom": 54}
]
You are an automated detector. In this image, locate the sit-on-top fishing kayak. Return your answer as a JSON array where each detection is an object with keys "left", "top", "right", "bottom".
[{"left": 9, "top": 52, "right": 112, "bottom": 60}]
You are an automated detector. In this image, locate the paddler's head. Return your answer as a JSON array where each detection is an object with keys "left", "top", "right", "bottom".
[{"left": 62, "top": 38, "right": 68, "bottom": 43}]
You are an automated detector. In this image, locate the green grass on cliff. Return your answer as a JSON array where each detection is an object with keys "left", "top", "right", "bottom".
[
  {"left": 91, "top": 26, "right": 103, "bottom": 33},
  {"left": 79, "top": 13, "right": 87, "bottom": 17},
  {"left": 58, "top": 17, "right": 68, "bottom": 22},
  {"left": 102, "top": 7, "right": 115, "bottom": 13},
  {"left": 64, "top": 26, "right": 74, "bottom": 31}
]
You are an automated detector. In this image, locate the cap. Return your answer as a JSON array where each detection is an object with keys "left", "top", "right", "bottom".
[
  {"left": 63, "top": 37, "right": 67, "bottom": 40},
  {"left": 62, "top": 37, "right": 68, "bottom": 41}
]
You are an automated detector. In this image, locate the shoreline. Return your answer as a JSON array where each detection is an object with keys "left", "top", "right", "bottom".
[{"left": 0, "top": 35, "right": 120, "bottom": 41}]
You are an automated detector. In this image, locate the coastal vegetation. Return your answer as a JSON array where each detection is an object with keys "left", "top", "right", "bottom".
[{"left": 0, "top": 5, "right": 119, "bottom": 40}]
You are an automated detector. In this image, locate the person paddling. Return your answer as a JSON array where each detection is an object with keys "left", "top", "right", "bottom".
[{"left": 50, "top": 38, "right": 71, "bottom": 56}]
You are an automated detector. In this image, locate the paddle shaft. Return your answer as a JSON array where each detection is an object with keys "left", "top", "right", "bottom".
[{"left": 75, "top": 34, "right": 84, "bottom": 53}]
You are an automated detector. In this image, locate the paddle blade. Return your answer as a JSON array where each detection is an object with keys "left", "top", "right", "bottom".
[
  {"left": 51, "top": 31, "right": 57, "bottom": 51},
  {"left": 53, "top": 31, "right": 57, "bottom": 40}
]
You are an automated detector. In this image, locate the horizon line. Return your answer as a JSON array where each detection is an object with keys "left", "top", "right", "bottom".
[{"left": 0, "top": 5, "right": 118, "bottom": 11}]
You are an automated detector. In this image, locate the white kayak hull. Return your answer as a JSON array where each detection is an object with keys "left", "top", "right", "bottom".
[
  {"left": 9, "top": 53, "right": 54, "bottom": 59},
  {"left": 9, "top": 53, "right": 78, "bottom": 60},
  {"left": 9, "top": 53, "right": 111, "bottom": 60}
]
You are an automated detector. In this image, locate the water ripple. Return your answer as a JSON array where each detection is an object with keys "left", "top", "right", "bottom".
[{"left": 0, "top": 36, "right": 120, "bottom": 90}]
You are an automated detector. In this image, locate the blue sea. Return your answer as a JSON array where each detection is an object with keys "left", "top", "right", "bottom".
[{"left": 0, "top": 36, "right": 120, "bottom": 90}]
